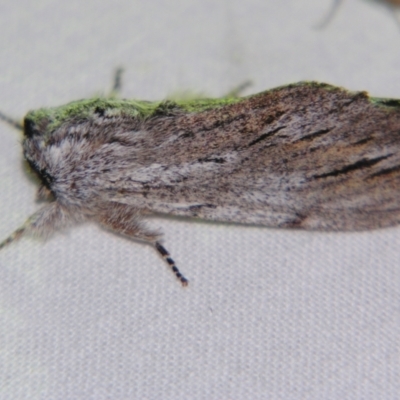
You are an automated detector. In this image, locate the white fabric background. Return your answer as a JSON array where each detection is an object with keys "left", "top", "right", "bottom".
[{"left": 0, "top": 0, "right": 399, "bottom": 398}]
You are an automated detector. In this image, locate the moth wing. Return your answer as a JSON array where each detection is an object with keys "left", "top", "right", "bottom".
[{"left": 106, "top": 83, "right": 400, "bottom": 231}]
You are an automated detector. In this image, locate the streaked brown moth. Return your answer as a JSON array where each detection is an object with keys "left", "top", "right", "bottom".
[{"left": 1, "top": 75, "right": 400, "bottom": 285}]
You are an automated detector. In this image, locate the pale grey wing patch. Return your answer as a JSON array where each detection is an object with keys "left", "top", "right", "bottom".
[{"left": 146, "top": 150, "right": 400, "bottom": 231}]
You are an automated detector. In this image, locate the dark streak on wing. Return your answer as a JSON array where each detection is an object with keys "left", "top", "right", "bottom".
[
  {"left": 186, "top": 203, "right": 217, "bottom": 216},
  {"left": 188, "top": 204, "right": 217, "bottom": 210},
  {"left": 313, "top": 155, "right": 391, "bottom": 179},
  {"left": 340, "top": 91, "right": 368, "bottom": 107},
  {"left": 197, "top": 157, "right": 226, "bottom": 164},
  {"left": 179, "top": 132, "right": 194, "bottom": 139},
  {"left": 247, "top": 126, "right": 286, "bottom": 147},
  {"left": 352, "top": 137, "right": 374, "bottom": 146},
  {"left": 297, "top": 128, "right": 332, "bottom": 142},
  {"left": 369, "top": 164, "right": 400, "bottom": 178}
]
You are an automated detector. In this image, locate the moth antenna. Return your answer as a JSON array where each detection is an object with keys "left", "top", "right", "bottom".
[
  {"left": 225, "top": 81, "right": 252, "bottom": 98},
  {"left": 0, "top": 111, "right": 23, "bottom": 131},
  {"left": 155, "top": 241, "right": 189, "bottom": 286},
  {"left": 314, "top": 0, "right": 344, "bottom": 30},
  {"left": 110, "top": 67, "right": 124, "bottom": 97},
  {"left": 0, "top": 226, "right": 26, "bottom": 251}
]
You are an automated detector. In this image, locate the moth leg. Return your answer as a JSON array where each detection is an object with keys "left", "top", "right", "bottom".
[
  {"left": 154, "top": 242, "right": 188, "bottom": 287},
  {"left": 108, "top": 67, "right": 124, "bottom": 98},
  {"left": 0, "top": 226, "right": 25, "bottom": 250},
  {"left": 223, "top": 81, "right": 252, "bottom": 98},
  {"left": 0, "top": 202, "right": 74, "bottom": 250},
  {"left": 36, "top": 185, "right": 55, "bottom": 202},
  {"left": 314, "top": 0, "right": 343, "bottom": 29},
  {"left": 95, "top": 203, "right": 189, "bottom": 286}
]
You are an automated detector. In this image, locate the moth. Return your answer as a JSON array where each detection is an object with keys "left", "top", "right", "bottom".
[
  {"left": 1, "top": 73, "right": 400, "bottom": 285},
  {"left": 316, "top": 0, "right": 400, "bottom": 29}
]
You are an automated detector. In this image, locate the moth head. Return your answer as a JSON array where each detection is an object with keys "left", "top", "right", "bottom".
[
  {"left": 22, "top": 113, "right": 55, "bottom": 198},
  {"left": 23, "top": 114, "right": 46, "bottom": 138},
  {"left": 0, "top": 109, "right": 54, "bottom": 198},
  {"left": 23, "top": 141, "right": 55, "bottom": 200}
]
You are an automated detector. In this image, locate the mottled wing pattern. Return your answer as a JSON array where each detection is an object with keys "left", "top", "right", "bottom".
[{"left": 98, "top": 82, "right": 400, "bottom": 230}]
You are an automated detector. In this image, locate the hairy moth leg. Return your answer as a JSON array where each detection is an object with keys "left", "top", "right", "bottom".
[
  {"left": 95, "top": 202, "right": 189, "bottom": 286},
  {"left": 0, "top": 226, "right": 25, "bottom": 250},
  {"left": 0, "top": 202, "right": 75, "bottom": 250}
]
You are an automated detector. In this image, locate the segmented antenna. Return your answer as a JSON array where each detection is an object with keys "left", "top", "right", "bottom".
[
  {"left": 0, "top": 111, "right": 23, "bottom": 131},
  {"left": 155, "top": 241, "right": 189, "bottom": 286},
  {"left": 0, "top": 226, "right": 26, "bottom": 251}
]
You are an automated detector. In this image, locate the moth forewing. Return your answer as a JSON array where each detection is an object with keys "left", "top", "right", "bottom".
[{"left": 1, "top": 80, "right": 400, "bottom": 285}]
